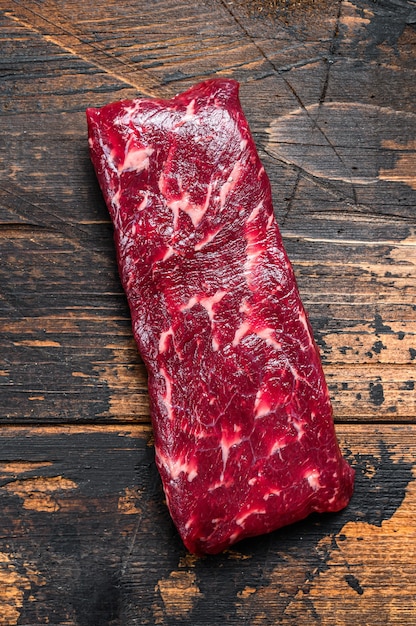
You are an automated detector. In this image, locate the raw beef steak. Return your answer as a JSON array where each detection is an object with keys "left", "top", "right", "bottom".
[{"left": 87, "top": 79, "right": 354, "bottom": 555}]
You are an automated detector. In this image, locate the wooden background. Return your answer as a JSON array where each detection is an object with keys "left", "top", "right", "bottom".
[{"left": 1, "top": 0, "right": 415, "bottom": 624}]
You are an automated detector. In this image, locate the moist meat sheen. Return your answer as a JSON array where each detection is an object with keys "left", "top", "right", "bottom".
[{"left": 87, "top": 79, "right": 354, "bottom": 555}]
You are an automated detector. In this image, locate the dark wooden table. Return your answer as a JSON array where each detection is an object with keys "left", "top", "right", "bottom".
[{"left": 1, "top": 1, "right": 415, "bottom": 624}]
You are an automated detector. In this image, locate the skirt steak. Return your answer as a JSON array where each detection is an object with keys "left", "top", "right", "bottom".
[{"left": 87, "top": 79, "right": 354, "bottom": 555}]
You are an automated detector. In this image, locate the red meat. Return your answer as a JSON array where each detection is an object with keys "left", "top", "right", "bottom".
[{"left": 87, "top": 79, "right": 354, "bottom": 555}]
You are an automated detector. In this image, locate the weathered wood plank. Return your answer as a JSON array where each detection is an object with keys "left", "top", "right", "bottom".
[
  {"left": 2, "top": 325, "right": 415, "bottom": 423},
  {"left": 1, "top": 230, "right": 414, "bottom": 423},
  {"left": 1, "top": 2, "right": 159, "bottom": 99},
  {"left": 0, "top": 0, "right": 415, "bottom": 623},
  {"left": 0, "top": 423, "right": 414, "bottom": 625},
  {"left": 0, "top": 425, "right": 150, "bottom": 626}
]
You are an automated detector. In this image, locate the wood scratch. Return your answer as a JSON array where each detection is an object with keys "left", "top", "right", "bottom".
[
  {"left": 0, "top": 183, "right": 109, "bottom": 258},
  {"left": 282, "top": 88, "right": 359, "bottom": 207},
  {"left": 120, "top": 514, "right": 142, "bottom": 577},
  {"left": 218, "top": 0, "right": 358, "bottom": 199},
  {"left": 310, "top": 1, "right": 360, "bottom": 203},
  {"left": 263, "top": 143, "right": 364, "bottom": 211},
  {"left": 3, "top": 1, "right": 166, "bottom": 98},
  {"left": 281, "top": 170, "right": 301, "bottom": 227},
  {"left": 319, "top": 0, "right": 343, "bottom": 106}
]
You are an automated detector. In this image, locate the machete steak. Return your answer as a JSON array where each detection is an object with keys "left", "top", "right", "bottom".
[{"left": 87, "top": 79, "right": 354, "bottom": 555}]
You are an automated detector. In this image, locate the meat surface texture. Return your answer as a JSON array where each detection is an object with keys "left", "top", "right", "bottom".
[{"left": 87, "top": 79, "right": 354, "bottom": 555}]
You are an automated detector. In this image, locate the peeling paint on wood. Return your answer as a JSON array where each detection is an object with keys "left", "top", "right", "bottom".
[
  {"left": 292, "top": 477, "right": 416, "bottom": 624},
  {"left": 155, "top": 571, "right": 203, "bottom": 618},
  {"left": 4, "top": 475, "right": 78, "bottom": 512},
  {"left": 0, "top": 553, "right": 44, "bottom": 626},
  {"left": 118, "top": 487, "right": 142, "bottom": 515}
]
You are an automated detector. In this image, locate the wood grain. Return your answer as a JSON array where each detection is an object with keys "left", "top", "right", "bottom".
[{"left": 0, "top": 0, "right": 415, "bottom": 623}]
